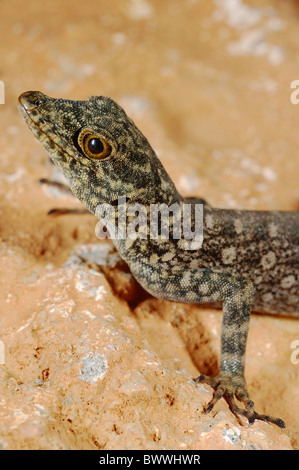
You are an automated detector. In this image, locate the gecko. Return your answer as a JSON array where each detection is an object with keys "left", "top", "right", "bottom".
[{"left": 18, "top": 91, "right": 299, "bottom": 429}]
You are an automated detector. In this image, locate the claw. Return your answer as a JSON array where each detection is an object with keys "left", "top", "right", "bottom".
[{"left": 194, "top": 372, "right": 285, "bottom": 428}]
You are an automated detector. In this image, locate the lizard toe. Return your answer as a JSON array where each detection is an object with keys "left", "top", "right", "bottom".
[{"left": 195, "top": 372, "right": 285, "bottom": 428}]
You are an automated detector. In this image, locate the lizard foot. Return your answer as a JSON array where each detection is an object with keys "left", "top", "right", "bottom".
[{"left": 194, "top": 372, "right": 285, "bottom": 428}]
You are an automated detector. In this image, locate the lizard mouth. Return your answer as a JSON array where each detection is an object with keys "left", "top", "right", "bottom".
[{"left": 18, "top": 91, "right": 90, "bottom": 167}]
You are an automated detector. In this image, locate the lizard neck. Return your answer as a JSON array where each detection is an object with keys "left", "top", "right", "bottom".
[{"left": 94, "top": 163, "right": 188, "bottom": 259}]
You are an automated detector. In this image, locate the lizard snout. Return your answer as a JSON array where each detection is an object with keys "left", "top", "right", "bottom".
[{"left": 18, "top": 91, "right": 46, "bottom": 112}]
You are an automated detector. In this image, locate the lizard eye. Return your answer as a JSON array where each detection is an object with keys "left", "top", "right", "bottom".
[{"left": 77, "top": 129, "right": 112, "bottom": 159}]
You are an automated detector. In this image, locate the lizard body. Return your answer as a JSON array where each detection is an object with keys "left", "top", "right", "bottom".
[{"left": 18, "top": 91, "right": 299, "bottom": 428}]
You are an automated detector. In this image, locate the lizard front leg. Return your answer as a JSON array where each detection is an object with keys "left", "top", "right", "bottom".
[
  {"left": 193, "top": 272, "right": 285, "bottom": 428},
  {"left": 39, "top": 178, "right": 90, "bottom": 216},
  {"left": 135, "top": 264, "right": 285, "bottom": 428}
]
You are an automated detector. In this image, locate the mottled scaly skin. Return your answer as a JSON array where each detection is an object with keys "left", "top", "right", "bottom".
[{"left": 18, "top": 91, "right": 299, "bottom": 428}]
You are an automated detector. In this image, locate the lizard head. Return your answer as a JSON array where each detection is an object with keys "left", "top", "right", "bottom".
[{"left": 18, "top": 91, "right": 179, "bottom": 215}]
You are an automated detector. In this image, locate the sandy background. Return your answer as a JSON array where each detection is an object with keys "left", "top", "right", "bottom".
[{"left": 0, "top": 0, "right": 298, "bottom": 450}]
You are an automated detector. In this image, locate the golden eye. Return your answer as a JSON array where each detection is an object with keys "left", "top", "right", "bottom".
[{"left": 78, "top": 129, "right": 112, "bottom": 159}]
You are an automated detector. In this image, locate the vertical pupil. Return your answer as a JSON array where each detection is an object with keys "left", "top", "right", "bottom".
[{"left": 87, "top": 137, "right": 104, "bottom": 154}]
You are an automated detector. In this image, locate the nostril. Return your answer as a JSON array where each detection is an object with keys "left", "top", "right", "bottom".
[
  {"left": 18, "top": 91, "right": 45, "bottom": 111},
  {"left": 34, "top": 99, "right": 43, "bottom": 107}
]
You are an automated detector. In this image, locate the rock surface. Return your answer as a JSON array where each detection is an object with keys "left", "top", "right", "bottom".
[{"left": 0, "top": 0, "right": 299, "bottom": 450}]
